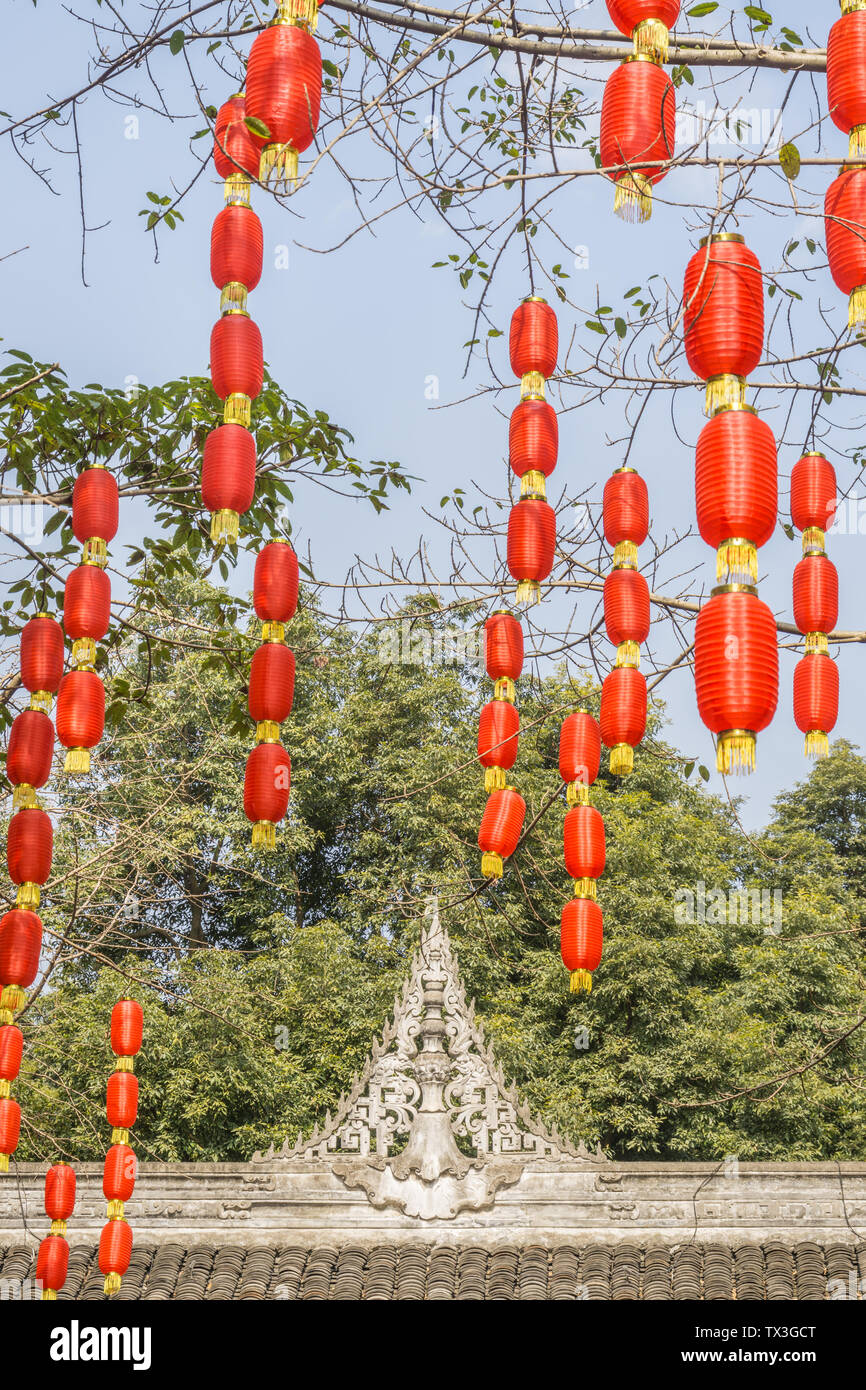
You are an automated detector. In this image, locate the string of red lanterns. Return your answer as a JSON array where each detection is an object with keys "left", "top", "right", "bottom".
[
  {"left": 600, "top": 1, "right": 678, "bottom": 221},
  {"left": 36, "top": 1162, "right": 76, "bottom": 1300},
  {"left": 0, "top": 613, "right": 64, "bottom": 1172},
  {"left": 685, "top": 233, "right": 779, "bottom": 774},
  {"left": 559, "top": 710, "right": 605, "bottom": 992},
  {"left": 791, "top": 453, "right": 840, "bottom": 759},
  {"left": 825, "top": 4, "right": 866, "bottom": 329},
  {"left": 58, "top": 463, "right": 117, "bottom": 775},
  {"left": 99, "top": 997, "right": 142, "bottom": 1296},
  {"left": 600, "top": 466, "right": 649, "bottom": 776},
  {"left": 477, "top": 294, "right": 559, "bottom": 880},
  {"left": 507, "top": 296, "right": 558, "bottom": 606}
]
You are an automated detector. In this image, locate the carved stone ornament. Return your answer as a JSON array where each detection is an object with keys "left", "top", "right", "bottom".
[{"left": 252, "top": 898, "right": 606, "bottom": 1220}]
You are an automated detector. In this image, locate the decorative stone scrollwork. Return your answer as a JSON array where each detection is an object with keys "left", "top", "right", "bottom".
[{"left": 252, "top": 899, "right": 605, "bottom": 1217}]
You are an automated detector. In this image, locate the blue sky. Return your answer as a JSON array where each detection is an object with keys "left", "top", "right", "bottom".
[{"left": 2, "top": 0, "right": 862, "bottom": 828}]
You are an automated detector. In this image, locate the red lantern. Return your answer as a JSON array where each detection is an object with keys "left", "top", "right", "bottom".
[
  {"left": 0, "top": 1096, "right": 21, "bottom": 1167},
  {"left": 210, "top": 315, "right": 264, "bottom": 404},
  {"left": 245, "top": 23, "right": 323, "bottom": 184},
  {"left": 695, "top": 406, "right": 777, "bottom": 582},
  {"left": 211, "top": 205, "right": 263, "bottom": 313},
  {"left": 603, "top": 568, "right": 650, "bottom": 652},
  {"left": 45, "top": 1163, "right": 76, "bottom": 1223},
  {"left": 248, "top": 643, "right": 296, "bottom": 727},
  {"left": 213, "top": 95, "right": 261, "bottom": 181},
  {"left": 36, "top": 1234, "right": 69, "bottom": 1296},
  {"left": 99, "top": 1217, "right": 133, "bottom": 1296},
  {"left": 244, "top": 742, "right": 291, "bottom": 850},
  {"left": 606, "top": 1, "right": 680, "bottom": 60},
  {"left": 111, "top": 999, "right": 144, "bottom": 1059},
  {"left": 483, "top": 611, "right": 524, "bottom": 696},
  {"left": 0, "top": 1024, "right": 23, "bottom": 1082},
  {"left": 564, "top": 804, "right": 606, "bottom": 890},
  {"left": 506, "top": 497, "right": 556, "bottom": 604},
  {"left": 559, "top": 710, "right": 601, "bottom": 798},
  {"left": 599, "top": 59, "right": 676, "bottom": 222},
  {"left": 254, "top": 542, "right": 299, "bottom": 625},
  {"left": 600, "top": 666, "right": 647, "bottom": 776},
  {"left": 793, "top": 654, "right": 839, "bottom": 760},
  {"left": 683, "top": 234, "right": 764, "bottom": 413},
  {"left": 827, "top": 10, "right": 866, "bottom": 150},
  {"left": 20, "top": 615, "right": 64, "bottom": 710},
  {"left": 509, "top": 398, "right": 558, "bottom": 485},
  {"left": 0, "top": 909, "right": 42, "bottom": 990},
  {"left": 560, "top": 897, "right": 603, "bottom": 992},
  {"left": 694, "top": 588, "right": 778, "bottom": 774},
  {"left": 791, "top": 452, "right": 837, "bottom": 538},
  {"left": 103, "top": 1143, "right": 137, "bottom": 1203},
  {"left": 201, "top": 424, "right": 257, "bottom": 545},
  {"left": 72, "top": 467, "right": 119, "bottom": 565},
  {"left": 7, "top": 807, "right": 52, "bottom": 909},
  {"left": 56, "top": 669, "right": 104, "bottom": 774},
  {"left": 509, "top": 298, "right": 558, "bottom": 382},
  {"left": 793, "top": 555, "right": 838, "bottom": 640},
  {"left": 603, "top": 467, "right": 649, "bottom": 565},
  {"left": 478, "top": 786, "right": 526, "bottom": 879},
  {"left": 7, "top": 709, "right": 54, "bottom": 807},
  {"left": 63, "top": 564, "right": 111, "bottom": 666},
  {"left": 825, "top": 166, "right": 866, "bottom": 327},
  {"left": 477, "top": 700, "right": 519, "bottom": 791},
  {"left": 107, "top": 1071, "right": 139, "bottom": 1131}
]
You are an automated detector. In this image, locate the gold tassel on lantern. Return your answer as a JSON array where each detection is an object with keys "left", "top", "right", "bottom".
[
  {"left": 12, "top": 784, "right": 38, "bottom": 811},
  {"left": 484, "top": 766, "right": 507, "bottom": 793},
  {"left": 705, "top": 374, "right": 746, "bottom": 416},
  {"left": 805, "top": 730, "right": 830, "bottom": 760},
  {"left": 520, "top": 371, "right": 545, "bottom": 401},
  {"left": 82, "top": 537, "right": 108, "bottom": 567},
  {"left": 252, "top": 821, "right": 277, "bottom": 851},
  {"left": 632, "top": 19, "right": 671, "bottom": 63},
  {"left": 566, "top": 781, "right": 590, "bottom": 808},
  {"left": 520, "top": 470, "right": 546, "bottom": 499},
  {"left": 224, "top": 393, "right": 251, "bottom": 428},
  {"left": 260, "top": 143, "right": 300, "bottom": 193},
  {"left": 609, "top": 743, "right": 634, "bottom": 776},
  {"left": 849, "top": 126, "right": 866, "bottom": 159},
  {"left": 277, "top": 0, "right": 319, "bottom": 28},
  {"left": 64, "top": 748, "right": 91, "bottom": 775},
  {"left": 71, "top": 637, "right": 96, "bottom": 669},
  {"left": 220, "top": 282, "right": 248, "bottom": 315},
  {"left": 493, "top": 677, "right": 516, "bottom": 703},
  {"left": 716, "top": 539, "right": 758, "bottom": 586},
  {"left": 515, "top": 579, "right": 540, "bottom": 606},
  {"left": 210, "top": 508, "right": 240, "bottom": 546},
  {"left": 481, "top": 852, "right": 503, "bottom": 879},
  {"left": 802, "top": 527, "right": 825, "bottom": 556},
  {"left": 612, "top": 540, "right": 638, "bottom": 569},
  {"left": 615, "top": 641, "right": 640, "bottom": 669},
  {"left": 716, "top": 729, "right": 755, "bottom": 775},
  {"left": 255, "top": 721, "right": 280, "bottom": 745},
  {"left": 805, "top": 631, "right": 829, "bottom": 656},
  {"left": 15, "top": 883, "right": 40, "bottom": 910},
  {"left": 28, "top": 691, "right": 52, "bottom": 715},
  {"left": 613, "top": 171, "right": 653, "bottom": 224},
  {"left": 572, "top": 878, "right": 597, "bottom": 900},
  {"left": 848, "top": 284, "right": 866, "bottom": 329},
  {"left": 570, "top": 969, "right": 593, "bottom": 994},
  {"left": 224, "top": 173, "right": 252, "bottom": 207}
]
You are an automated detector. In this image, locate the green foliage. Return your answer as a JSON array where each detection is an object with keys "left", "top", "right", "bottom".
[{"left": 14, "top": 579, "right": 866, "bottom": 1165}]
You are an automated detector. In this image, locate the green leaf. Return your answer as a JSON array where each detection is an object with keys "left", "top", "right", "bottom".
[
  {"left": 779, "top": 142, "right": 801, "bottom": 180},
  {"left": 169, "top": 30, "right": 185, "bottom": 55},
  {"left": 244, "top": 116, "right": 271, "bottom": 140},
  {"left": 687, "top": 3, "right": 718, "bottom": 15}
]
